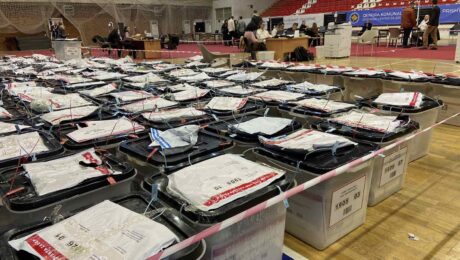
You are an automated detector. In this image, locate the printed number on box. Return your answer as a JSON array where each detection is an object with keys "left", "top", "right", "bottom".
[
  {"left": 329, "top": 175, "right": 366, "bottom": 227},
  {"left": 379, "top": 147, "right": 408, "bottom": 187}
]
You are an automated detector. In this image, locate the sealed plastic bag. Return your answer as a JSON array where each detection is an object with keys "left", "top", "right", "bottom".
[
  {"left": 9, "top": 200, "right": 178, "bottom": 259},
  {"left": 120, "top": 97, "right": 177, "bottom": 113},
  {"left": 250, "top": 91, "right": 304, "bottom": 103},
  {"left": 0, "top": 132, "right": 49, "bottom": 161},
  {"left": 226, "top": 72, "right": 263, "bottom": 82},
  {"left": 109, "top": 91, "right": 153, "bottom": 102},
  {"left": 79, "top": 83, "right": 117, "bottom": 97},
  {"left": 167, "top": 154, "right": 285, "bottom": 211},
  {"left": 66, "top": 117, "right": 144, "bottom": 143},
  {"left": 294, "top": 98, "right": 355, "bottom": 112},
  {"left": 203, "top": 80, "right": 235, "bottom": 89},
  {"left": 329, "top": 110, "right": 403, "bottom": 133},
  {"left": 142, "top": 107, "right": 206, "bottom": 123},
  {"left": 178, "top": 72, "right": 211, "bottom": 82},
  {"left": 24, "top": 149, "right": 121, "bottom": 196},
  {"left": 205, "top": 97, "right": 248, "bottom": 112},
  {"left": 259, "top": 129, "right": 357, "bottom": 153},
  {"left": 124, "top": 73, "right": 167, "bottom": 83},
  {"left": 219, "top": 85, "right": 263, "bottom": 96},
  {"left": 171, "top": 88, "right": 209, "bottom": 102},
  {"left": 286, "top": 82, "right": 339, "bottom": 94},
  {"left": 169, "top": 69, "right": 197, "bottom": 78},
  {"left": 40, "top": 106, "right": 99, "bottom": 125},
  {"left": 230, "top": 117, "right": 293, "bottom": 135},
  {"left": 0, "top": 107, "right": 12, "bottom": 119},
  {"left": 0, "top": 122, "right": 30, "bottom": 135},
  {"left": 252, "top": 79, "right": 291, "bottom": 89},
  {"left": 373, "top": 92, "right": 423, "bottom": 108},
  {"left": 149, "top": 125, "right": 200, "bottom": 155}
]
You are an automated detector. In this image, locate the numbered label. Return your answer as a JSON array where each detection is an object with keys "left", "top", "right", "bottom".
[
  {"left": 330, "top": 175, "right": 366, "bottom": 226},
  {"left": 379, "top": 147, "right": 408, "bottom": 187}
]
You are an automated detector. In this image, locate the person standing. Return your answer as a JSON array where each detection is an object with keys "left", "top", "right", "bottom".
[
  {"left": 401, "top": 1, "right": 416, "bottom": 48},
  {"left": 227, "top": 16, "right": 235, "bottom": 46},
  {"left": 221, "top": 20, "right": 229, "bottom": 46},
  {"left": 422, "top": 0, "right": 440, "bottom": 50},
  {"left": 237, "top": 16, "right": 246, "bottom": 37}
]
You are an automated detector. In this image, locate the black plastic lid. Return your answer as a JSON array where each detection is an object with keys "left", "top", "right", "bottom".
[
  {"left": 430, "top": 76, "right": 460, "bottom": 86},
  {"left": 358, "top": 96, "right": 443, "bottom": 113},
  {"left": 119, "top": 130, "right": 233, "bottom": 168},
  {"left": 142, "top": 163, "right": 294, "bottom": 224},
  {"left": 313, "top": 115, "right": 419, "bottom": 143},
  {"left": 278, "top": 103, "right": 354, "bottom": 118},
  {"left": 0, "top": 153, "right": 136, "bottom": 211},
  {"left": 204, "top": 100, "right": 266, "bottom": 117},
  {"left": 205, "top": 113, "right": 302, "bottom": 143},
  {"left": 0, "top": 194, "right": 202, "bottom": 260},
  {"left": 381, "top": 74, "right": 431, "bottom": 82}
]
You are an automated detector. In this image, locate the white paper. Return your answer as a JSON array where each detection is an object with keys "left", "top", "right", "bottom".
[
  {"left": 219, "top": 85, "right": 263, "bottom": 95},
  {"left": 66, "top": 117, "right": 144, "bottom": 143},
  {"left": 177, "top": 72, "right": 211, "bottom": 82},
  {"left": 388, "top": 71, "right": 428, "bottom": 80},
  {"left": 260, "top": 129, "right": 356, "bottom": 152},
  {"left": 252, "top": 79, "right": 291, "bottom": 89},
  {"left": 9, "top": 200, "right": 178, "bottom": 259},
  {"left": 0, "top": 132, "right": 49, "bottom": 161},
  {"left": 120, "top": 97, "right": 177, "bottom": 113},
  {"left": 260, "top": 62, "right": 291, "bottom": 69},
  {"left": 287, "top": 82, "right": 339, "bottom": 94},
  {"left": 109, "top": 91, "right": 154, "bottom": 102},
  {"left": 374, "top": 92, "right": 423, "bottom": 108},
  {"left": 124, "top": 73, "right": 167, "bottom": 83},
  {"left": 79, "top": 83, "right": 117, "bottom": 97},
  {"left": 294, "top": 98, "right": 355, "bottom": 112},
  {"left": 230, "top": 117, "right": 292, "bottom": 135},
  {"left": 330, "top": 176, "right": 366, "bottom": 226},
  {"left": 204, "top": 80, "right": 235, "bottom": 89},
  {"left": 167, "top": 154, "right": 285, "bottom": 211},
  {"left": 226, "top": 72, "right": 263, "bottom": 82},
  {"left": 157, "top": 83, "right": 195, "bottom": 92},
  {"left": 201, "top": 67, "right": 231, "bottom": 75},
  {"left": 380, "top": 147, "right": 408, "bottom": 187},
  {"left": 40, "top": 106, "right": 99, "bottom": 125},
  {"left": 205, "top": 97, "right": 248, "bottom": 111},
  {"left": 24, "top": 149, "right": 121, "bottom": 196},
  {"left": 168, "top": 69, "right": 197, "bottom": 78},
  {"left": 142, "top": 107, "right": 206, "bottom": 123},
  {"left": 172, "top": 88, "right": 209, "bottom": 102},
  {"left": 329, "top": 110, "right": 402, "bottom": 133},
  {"left": 250, "top": 91, "right": 304, "bottom": 103}
]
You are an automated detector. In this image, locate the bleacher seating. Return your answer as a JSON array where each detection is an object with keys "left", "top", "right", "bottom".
[{"left": 261, "top": 0, "right": 459, "bottom": 16}]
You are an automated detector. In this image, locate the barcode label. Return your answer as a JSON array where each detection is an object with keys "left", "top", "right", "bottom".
[
  {"left": 343, "top": 206, "right": 352, "bottom": 216},
  {"left": 380, "top": 147, "right": 408, "bottom": 187},
  {"left": 330, "top": 175, "right": 366, "bottom": 227}
]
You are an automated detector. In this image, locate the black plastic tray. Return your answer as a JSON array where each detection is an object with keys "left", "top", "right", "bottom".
[
  {"left": 314, "top": 115, "right": 419, "bottom": 143},
  {"left": 278, "top": 102, "right": 355, "bottom": 118},
  {"left": 119, "top": 130, "right": 233, "bottom": 169},
  {"left": 358, "top": 96, "right": 443, "bottom": 113},
  {"left": 380, "top": 74, "right": 432, "bottom": 83},
  {"left": 0, "top": 132, "right": 63, "bottom": 169},
  {"left": 142, "top": 160, "right": 294, "bottom": 224},
  {"left": 257, "top": 141, "right": 377, "bottom": 174},
  {"left": 205, "top": 113, "right": 301, "bottom": 143},
  {"left": 0, "top": 152, "right": 136, "bottom": 211},
  {"left": 430, "top": 76, "right": 460, "bottom": 86},
  {"left": 0, "top": 194, "right": 202, "bottom": 260},
  {"left": 204, "top": 100, "right": 266, "bottom": 117},
  {"left": 55, "top": 122, "right": 147, "bottom": 150},
  {"left": 34, "top": 107, "right": 115, "bottom": 130}
]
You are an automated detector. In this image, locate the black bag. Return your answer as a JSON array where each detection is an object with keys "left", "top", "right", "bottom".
[{"left": 292, "top": 46, "right": 314, "bottom": 61}]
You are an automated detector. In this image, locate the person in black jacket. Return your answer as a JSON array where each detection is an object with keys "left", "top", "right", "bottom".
[{"left": 422, "top": 0, "right": 440, "bottom": 49}]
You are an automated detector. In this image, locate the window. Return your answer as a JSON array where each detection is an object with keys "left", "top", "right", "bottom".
[{"left": 216, "top": 7, "right": 232, "bottom": 23}]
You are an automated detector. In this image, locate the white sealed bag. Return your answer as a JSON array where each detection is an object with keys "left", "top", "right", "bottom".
[
  {"left": 329, "top": 110, "right": 403, "bottom": 133},
  {"left": 0, "top": 107, "right": 12, "bottom": 119},
  {"left": 91, "top": 71, "right": 128, "bottom": 81},
  {"left": 177, "top": 72, "right": 211, "bottom": 82},
  {"left": 286, "top": 82, "right": 339, "bottom": 94},
  {"left": 373, "top": 92, "right": 423, "bottom": 108},
  {"left": 167, "top": 154, "right": 285, "bottom": 211},
  {"left": 142, "top": 107, "right": 206, "bottom": 123},
  {"left": 0, "top": 122, "right": 30, "bottom": 135},
  {"left": 251, "top": 79, "right": 291, "bottom": 89},
  {"left": 219, "top": 85, "right": 263, "bottom": 96},
  {"left": 24, "top": 149, "right": 121, "bottom": 196},
  {"left": 109, "top": 90, "right": 153, "bottom": 102},
  {"left": 9, "top": 200, "right": 178, "bottom": 259},
  {"left": 230, "top": 117, "right": 293, "bottom": 136},
  {"left": 259, "top": 129, "right": 357, "bottom": 153},
  {"left": 250, "top": 91, "right": 304, "bottom": 103},
  {"left": 200, "top": 67, "right": 231, "bottom": 75},
  {"left": 0, "top": 132, "right": 49, "bottom": 161},
  {"left": 120, "top": 97, "right": 177, "bottom": 113},
  {"left": 388, "top": 71, "right": 429, "bottom": 80},
  {"left": 168, "top": 69, "right": 197, "bottom": 78},
  {"left": 226, "top": 72, "right": 263, "bottom": 82},
  {"left": 205, "top": 97, "right": 248, "bottom": 111},
  {"left": 67, "top": 117, "right": 145, "bottom": 143},
  {"left": 64, "top": 81, "right": 107, "bottom": 90},
  {"left": 149, "top": 125, "right": 200, "bottom": 155},
  {"left": 124, "top": 72, "right": 167, "bottom": 83},
  {"left": 157, "top": 83, "right": 195, "bottom": 92},
  {"left": 172, "top": 88, "right": 209, "bottom": 102},
  {"left": 40, "top": 106, "right": 99, "bottom": 125},
  {"left": 294, "top": 98, "right": 355, "bottom": 112},
  {"left": 79, "top": 83, "right": 117, "bottom": 97},
  {"left": 203, "top": 80, "right": 235, "bottom": 89}
]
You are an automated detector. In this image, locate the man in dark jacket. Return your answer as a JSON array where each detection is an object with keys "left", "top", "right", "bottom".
[
  {"left": 422, "top": 0, "right": 440, "bottom": 49},
  {"left": 401, "top": 2, "right": 416, "bottom": 48}
]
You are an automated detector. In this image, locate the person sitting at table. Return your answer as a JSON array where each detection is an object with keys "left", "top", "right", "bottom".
[
  {"left": 256, "top": 23, "right": 272, "bottom": 40},
  {"left": 244, "top": 19, "right": 267, "bottom": 59},
  {"left": 358, "top": 19, "right": 373, "bottom": 36},
  {"left": 122, "top": 26, "right": 136, "bottom": 59},
  {"left": 307, "top": 22, "right": 321, "bottom": 46},
  {"left": 299, "top": 21, "right": 307, "bottom": 33},
  {"left": 271, "top": 23, "right": 284, "bottom": 37},
  {"left": 285, "top": 23, "right": 299, "bottom": 35}
]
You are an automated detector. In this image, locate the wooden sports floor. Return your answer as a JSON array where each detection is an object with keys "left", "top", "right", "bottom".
[{"left": 285, "top": 56, "right": 460, "bottom": 260}]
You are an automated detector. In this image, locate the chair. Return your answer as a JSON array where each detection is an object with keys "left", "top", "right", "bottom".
[
  {"left": 198, "top": 44, "right": 231, "bottom": 67},
  {"left": 387, "top": 28, "right": 402, "bottom": 47},
  {"left": 356, "top": 29, "right": 379, "bottom": 56},
  {"left": 377, "top": 29, "right": 389, "bottom": 46}
]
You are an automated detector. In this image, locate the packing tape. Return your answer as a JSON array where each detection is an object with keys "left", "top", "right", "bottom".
[{"left": 147, "top": 111, "right": 460, "bottom": 259}]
